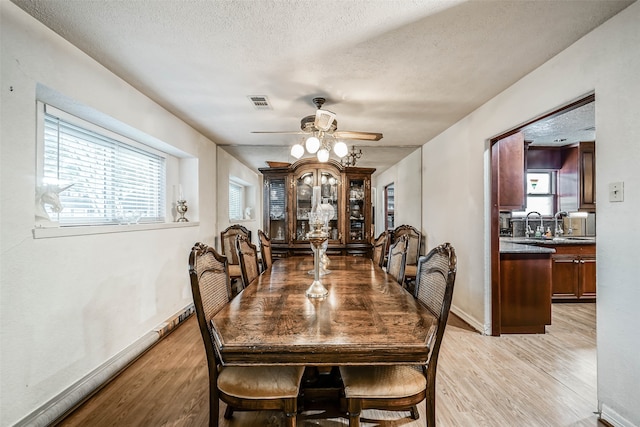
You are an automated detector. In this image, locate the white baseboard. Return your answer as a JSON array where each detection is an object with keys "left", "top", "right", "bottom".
[
  {"left": 450, "top": 304, "right": 488, "bottom": 335},
  {"left": 600, "top": 402, "right": 638, "bottom": 427},
  {"left": 14, "top": 303, "right": 194, "bottom": 427}
]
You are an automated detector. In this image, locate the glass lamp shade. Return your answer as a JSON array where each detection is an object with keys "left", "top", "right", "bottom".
[
  {"left": 291, "top": 143, "right": 305, "bottom": 159},
  {"left": 317, "top": 148, "right": 330, "bottom": 162},
  {"left": 333, "top": 141, "right": 348, "bottom": 158},
  {"left": 305, "top": 136, "right": 320, "bottom": 153}
]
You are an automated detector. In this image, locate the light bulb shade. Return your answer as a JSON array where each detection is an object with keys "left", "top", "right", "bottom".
[
  {"left": 317, "top": 148, "right": 330, "bottom": 162},
  {"left": 305, "top": 136, "right": 320, "bottom": 153},
  {"left": 333, "top": 141, "right": 348, "bottom": 158},
  {"left": 291, "top": 143, "right": 305, "bottom": 159}
]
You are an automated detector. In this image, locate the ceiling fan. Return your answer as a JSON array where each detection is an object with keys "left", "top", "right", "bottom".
[{"left": 252, "top": 97, "right": 383, "bottom": 142}]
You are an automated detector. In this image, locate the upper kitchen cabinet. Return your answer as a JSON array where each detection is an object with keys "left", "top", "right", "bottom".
[
  {"left": 558, "top": 141, "right": 596, "bottom": 212},
  {"left": 497, "top": 132, "right": 527, "bottom": 211}
]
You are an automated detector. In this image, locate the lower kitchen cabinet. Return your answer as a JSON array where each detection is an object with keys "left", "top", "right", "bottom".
[
  {"left": 499, "top": 252, "right": 552, "bottom": 334},
  {"left": 550, "top": 244, "right": 596, "bottom": 301}
]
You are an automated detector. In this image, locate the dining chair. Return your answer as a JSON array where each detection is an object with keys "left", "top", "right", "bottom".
[
  {"left": 393, "top": 225, "right": 422, "bottom": 288},
  {"left": 386, "top": 234, "right": 408, "bottom": 285},
  {"left": 339, "top": 242, "right": 457, "bottom": 427},
  {"left": 257, "top": 229, "right": 272, "bottom": 272},
  {"left": 189, "top": 242, "right": 305, "bottom": 427},
  {"left": 371, "top": 230, "right": 390, "bottom": 268},
  {"left": 220, "top": 224, "right": 251, "bottom": 292},
  {"left": 235, "top": 234, "right": 260, "bottom": 290}
]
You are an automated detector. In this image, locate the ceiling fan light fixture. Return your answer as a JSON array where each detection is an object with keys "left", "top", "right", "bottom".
[
  {"left": 291, "top": 143, "right": 305, "bottom": 159},
  {"left": 305, "top": 136, "right": 320, "bottom": 153},
  {"left": 317, "top": 148, "right": 330, "bottom": 163},
  {"left": 333, "top": 141, "right": 348, "bottom": 158}
]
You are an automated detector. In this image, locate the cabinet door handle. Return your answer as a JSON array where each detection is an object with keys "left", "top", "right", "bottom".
[
  {"left": 574, "top": 260, "right": 580, "bottom": 264},
  {"left": 580, "top": 260, "right": 585, "bottom": 264}
]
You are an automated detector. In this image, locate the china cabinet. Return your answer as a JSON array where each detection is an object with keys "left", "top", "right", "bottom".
[{"left": 260, "top": 159, "right": 375, "bottom": 257}]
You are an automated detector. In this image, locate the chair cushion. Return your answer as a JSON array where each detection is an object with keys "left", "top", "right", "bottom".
[
  {"left": 228, "top": 264, "right": 242, "bottom": 278},
  {"left": 339, "top": 365, "right": 426, "bottom": 399},
  {"left": 218, "top": 365, "right": 305, "bottom": 399},
  {"left": 404, "top": 264, "right": 417, "bottom": 279}
]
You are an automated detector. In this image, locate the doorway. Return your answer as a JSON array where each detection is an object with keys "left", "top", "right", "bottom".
[{"left": 490, "top": 94, "right": 595, "bottom": 336}]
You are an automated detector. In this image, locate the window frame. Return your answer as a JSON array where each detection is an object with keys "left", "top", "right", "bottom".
[{"left": 34, "top": 101, "right": 197, "bottom": 238}]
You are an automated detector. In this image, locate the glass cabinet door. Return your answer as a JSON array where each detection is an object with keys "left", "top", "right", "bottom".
[
  {"left": 267, "top": 178, "right": 287, "bottom": 242},
  {"left": 348, "top": 177, "right": 367, "bottom": 242},
  {"left": 294, "top": 169, "right": 341, "bottom": 243},
  {"left": 320, "top": 171, "right": 339, "bottom": 242},
  {"left": 294, "top": 172, "right": 314, "bottom": 242}
]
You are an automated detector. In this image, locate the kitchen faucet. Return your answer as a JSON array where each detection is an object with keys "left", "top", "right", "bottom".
[
  {"left": 554, "top": 211, "right": 568, "bottom": 237},
  {"left": 525, "top": 211, "right": 543, "bottom": 237}
]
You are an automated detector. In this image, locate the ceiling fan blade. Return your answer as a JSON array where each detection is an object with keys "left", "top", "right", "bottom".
[
  {"left": 251, "top": 131, "right": 306, "bottom": 135},
  {"left": 333, "top": 130, "right": 383, "bottom": 141}
]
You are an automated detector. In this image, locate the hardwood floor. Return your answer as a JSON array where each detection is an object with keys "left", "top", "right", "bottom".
[{"left": 57, "top": 303, "right": 602, "bottom": 427}]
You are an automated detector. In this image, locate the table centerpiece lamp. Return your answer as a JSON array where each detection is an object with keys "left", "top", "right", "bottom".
[{"left": 305, "top": 187, "right": 329, "bottom": 298}]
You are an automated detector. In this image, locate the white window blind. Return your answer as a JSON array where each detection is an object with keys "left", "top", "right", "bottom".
[
  {"left": 229, "top": 181, "right": 244, "bottom": 220},
  {"left": 43, "top": 107, "right": 166, "bottom": 225}
]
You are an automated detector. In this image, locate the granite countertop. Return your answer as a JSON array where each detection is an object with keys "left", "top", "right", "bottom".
[
  {"left": 500, "top": 240, "right": 556, "bottom": 254},
  {"left": 500, "top": 236, "right": 596, "bottom": 254}
]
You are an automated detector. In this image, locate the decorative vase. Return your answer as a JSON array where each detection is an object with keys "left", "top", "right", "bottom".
[{"left": 177, "top": 200, "right": 189, "bottom": 222}]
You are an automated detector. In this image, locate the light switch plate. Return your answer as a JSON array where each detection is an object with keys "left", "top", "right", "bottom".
[{"left": 609, "top": 182, "right": 624, "bottom": 202}]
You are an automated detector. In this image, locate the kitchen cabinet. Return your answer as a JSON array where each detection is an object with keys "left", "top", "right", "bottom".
[
  {"left": 549, "top": 244, "right": 596, "bottom": 301},
  {"left": 497, "top": 132, "right": 527, "bottom": 210},
  {"left": 499, "top": 251, "right": 552, "bottom": 334},
  {"left": 559, "top": 141, "right": 596, "bottom": 212},
  {"left": 260, "top": 159, "right": 375, "bottom": 257}
]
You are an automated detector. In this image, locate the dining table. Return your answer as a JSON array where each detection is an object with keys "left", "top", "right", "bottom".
[{"left": 210, "top": 255, "right": 438, "bottom": 367}]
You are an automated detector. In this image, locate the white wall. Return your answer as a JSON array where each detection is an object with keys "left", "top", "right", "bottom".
[
  {"left": 421, "top": 2, "right": 640, "bottom": 424},
  {"left": 373, "top": 148, "right": 422, "bottom": 242},
  {"left": 0, "top": 3, "right": 218, "bottom": 426},
  {"left": 216, "top": 147, "right": 262, "bottom": 247}
]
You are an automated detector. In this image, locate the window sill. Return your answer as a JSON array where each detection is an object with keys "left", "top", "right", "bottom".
[{"left": 32, "top": 221, "right": 199, "bottom": 239}]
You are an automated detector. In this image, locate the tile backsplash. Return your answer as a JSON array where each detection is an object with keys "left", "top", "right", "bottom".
[{"left": 507, "top": 214, "right": 595, "bottom": 237}]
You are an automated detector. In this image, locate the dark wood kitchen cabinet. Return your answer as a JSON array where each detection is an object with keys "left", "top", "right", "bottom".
[
  {"left": 499, "top": 252, "right": 552, "bottom": 334},
  {"left": 497, "top": 132, "right": 526, "bottom": 211},
  {"left": 550, "top": 244, "right": 596, "bottom": 301},
  {"left": 260, "top": 159, "right": 375, "bottom": 258},
  {"left": 559, "top": 141, "right": 596, "bottom": 212}
]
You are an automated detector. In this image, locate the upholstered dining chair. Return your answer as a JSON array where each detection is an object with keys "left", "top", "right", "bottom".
[
  {"left": 339, "top": 242, "right": 457, "bottom": 427},
  {"left": 386, "top": 234, "right": 408, "bottom": 285},
  {"left": 393, "top": 225, "right": 422, "bottom": 288},
  {"left": 188, "top": 242, "right": 305, "bottom": 427},
  {"left": 235, "top": 234, "right": 260, "bottom": 290},
  {"left": 257, "top": 229, "right": 272, "bottom": 272},
  {"left": 371, "top": 230, "right": 390, "bottom": 268},
  {"left": 220, "top": 224, "right": 251, "bottom": 292}
]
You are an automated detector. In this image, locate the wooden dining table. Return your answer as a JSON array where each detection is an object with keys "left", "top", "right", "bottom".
[{"left": 210, "top": 255, "right": 438, "bottom": 367}]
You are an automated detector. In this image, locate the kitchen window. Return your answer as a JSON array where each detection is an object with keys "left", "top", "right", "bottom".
[{"left": 513, "top": 172, "right": 556, "bottom": 217}]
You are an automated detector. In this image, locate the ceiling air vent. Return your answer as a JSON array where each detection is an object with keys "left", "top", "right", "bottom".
[{"left": 248, "top": 95, "right": 272, "bottom": 110}]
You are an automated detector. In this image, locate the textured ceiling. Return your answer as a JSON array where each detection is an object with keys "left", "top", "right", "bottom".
[{"left": 11, "top": 0, "right": 632, "bottom": 172}]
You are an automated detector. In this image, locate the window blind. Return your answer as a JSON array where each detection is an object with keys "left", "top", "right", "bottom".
[
  {"left": 43, "top": 109, "right": 166, "bottom": 225},
  {"left": 229, "top": 182, "right": 244, "bottom": 220}
]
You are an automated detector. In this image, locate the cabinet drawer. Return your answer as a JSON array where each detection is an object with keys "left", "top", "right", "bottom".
[{"left": 549, "top": 244, "right": 595, "bottom": 256}]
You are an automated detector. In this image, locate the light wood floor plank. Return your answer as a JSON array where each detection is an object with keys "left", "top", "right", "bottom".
[{"left": 58, "top": 303, "right": 604, "bottom": 426}]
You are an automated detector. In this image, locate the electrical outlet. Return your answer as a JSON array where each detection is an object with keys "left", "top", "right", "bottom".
[{"left": 609, "top": 182, "right": 624, "bottom": 202}]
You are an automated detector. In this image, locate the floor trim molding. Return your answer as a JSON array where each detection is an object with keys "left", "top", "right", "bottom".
[
  {"left": 450, "top": 304, "right": 487, "bottom": 334},
  {"left": 14, "top": 304, "right": 194, "bottom": 427},
  {"left": 600, "top": 403, "right": 636, "bottom": 427}
]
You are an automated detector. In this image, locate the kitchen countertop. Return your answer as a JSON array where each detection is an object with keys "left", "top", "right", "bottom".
[{"left": 500, "top": 236, "right": 596, "bottom": 254}]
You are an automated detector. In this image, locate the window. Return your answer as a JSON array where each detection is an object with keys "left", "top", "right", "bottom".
[
  {"left": 512, "top": 172, "right": 556, "bottom": 217},
  {"left": 229, "top": 181, "right": 245, "bottom": 220},
  {"left": 41, "top": 105, "right": 166, "bottom": 226}
]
